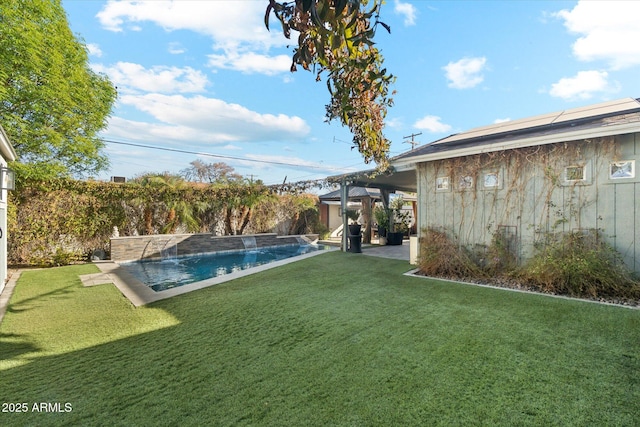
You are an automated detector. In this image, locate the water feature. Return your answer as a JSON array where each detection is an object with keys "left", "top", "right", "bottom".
[
  {"left": 241, "top": 235, "right": 257, "bottom": 250},
  {"left": 143, "top": 236, "right": 178, "bottom": 262}
]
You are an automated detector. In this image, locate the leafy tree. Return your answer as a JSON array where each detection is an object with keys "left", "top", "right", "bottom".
[
  {"left": 0, "top": 0, "right": 117, "bottom": 179},
  {"left": 265, "top": 0, "right": 395, "bottom": 168},
  {"left": 180, "top": 160, "right": 243, "bottom": 184},
  {"left": 224, "top": 180, "right": 273, "bottom": 235},
  {"left": 132, "top": 173, "right": 200, "bottom": 234}
]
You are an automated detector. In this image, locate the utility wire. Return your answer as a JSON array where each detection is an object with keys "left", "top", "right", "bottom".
[{"left": 101, "top": 138, "right": 351, "bottom": 172}]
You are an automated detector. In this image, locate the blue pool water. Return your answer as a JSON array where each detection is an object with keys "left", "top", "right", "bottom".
[{"left": 120, "top": 244, "right": 330, "bottom": 292}]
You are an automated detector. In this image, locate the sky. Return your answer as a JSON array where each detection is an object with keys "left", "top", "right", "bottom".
[{"left": 60, "top": 0, "right": 640, "bottom": 186}]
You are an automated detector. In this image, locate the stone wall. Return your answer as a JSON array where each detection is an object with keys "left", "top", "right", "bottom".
[{"left": 110, "top": 233, "right": 319, "bottom": 262}]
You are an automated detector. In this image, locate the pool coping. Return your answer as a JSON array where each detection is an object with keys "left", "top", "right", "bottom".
[{"left": 89, "top": 246, "right": 338, "bottom": 306}]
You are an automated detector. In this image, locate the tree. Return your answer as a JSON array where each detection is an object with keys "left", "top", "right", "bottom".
[
  {"left": 0, "top": 0, "right": 117, "bottom": 179},
  {"left": 265, "top": 0, "right": 395, "bottom": 169},
  {"left": 132, "top": 173, "right": 200, "bottom": 235},
  {"left": 180, "top": 160, "right": 243, "bottom": 184}
]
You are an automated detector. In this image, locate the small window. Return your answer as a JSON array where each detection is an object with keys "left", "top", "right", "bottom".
[
  {"left": 458, "top": 175, "right": 474, "bottom": 190},
  {"left": 436, "top": 176, "right": 449, "bottom": 191},
  {"left": 565, "top": 165, "right": 585, "bottom": 182},
  {"left": 483, "top": 172, "right": 500, "bottom": 188},
  {"left": 610, "top": 160, "right": 635, "bottom": 179}
]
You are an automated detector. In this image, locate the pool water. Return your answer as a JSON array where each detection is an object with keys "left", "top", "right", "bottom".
[{"left": 120, "top": 244, "right": 330, "bottom": 292}]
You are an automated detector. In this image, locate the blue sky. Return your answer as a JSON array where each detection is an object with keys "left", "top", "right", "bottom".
[{"left": 61, "top": 1, "right": 640, "bottom": 185}]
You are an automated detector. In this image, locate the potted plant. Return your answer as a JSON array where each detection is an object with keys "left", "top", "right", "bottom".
[
  {"left": 373, "top": 206, "right": 389, "bottom": 245},
  {"left": 345, "top": 209, "right": 361, "bottom": 236},
  {"left": 345, "top": 209, "right": 362, "bottom": 253},
  {"left": 387, "top": 196, "right": 407, "bottom": 245}
]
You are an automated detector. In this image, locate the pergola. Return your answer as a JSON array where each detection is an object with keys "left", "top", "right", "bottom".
[{"left": 328, "top": 166, "right": 417, "bottom": 251}]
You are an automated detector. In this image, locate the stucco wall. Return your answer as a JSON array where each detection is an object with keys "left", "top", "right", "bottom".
[{"left": 417, "top": 133, "right": 640, "bottom": 272}]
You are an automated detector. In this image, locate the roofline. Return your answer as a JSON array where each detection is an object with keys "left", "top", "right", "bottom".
[{"left": 392, "top": 120, "right": 640, "bottom": 167}]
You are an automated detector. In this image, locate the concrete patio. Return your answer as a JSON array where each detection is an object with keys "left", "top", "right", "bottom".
[{"left": 320, "top": 238, "right": 411, "bottom": 262}]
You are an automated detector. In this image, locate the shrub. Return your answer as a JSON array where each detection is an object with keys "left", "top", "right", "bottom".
[
  {"left": 485, "top": 229, "right": 518, "bottom": 275},
  {"left": 517, "top": 230, "right": 640, "bottom": 299},
  {"left": 418, "top": 228, "right": 486, "bottom": 279}
]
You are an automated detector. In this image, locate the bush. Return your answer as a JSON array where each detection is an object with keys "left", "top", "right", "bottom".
[
  {"left": 517, "top": 230, "right": 640, "bottom": 299},
  {"left": 418, "top": 228, "right": 486, "bottom": 279},
  {"left": 485, "top": 229, "right": 518, "bottom": 275}
]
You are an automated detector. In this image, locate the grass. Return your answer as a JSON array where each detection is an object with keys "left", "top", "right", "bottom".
[{"left": 1, "top": 252, "right": 639, "bottom": 426}]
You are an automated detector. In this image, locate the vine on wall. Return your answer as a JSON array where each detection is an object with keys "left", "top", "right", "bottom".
[
  {"left": 426, "top": 137, "right": 618, "bottom": 257},
  {"left": 419, "top": 137, "right": 640, "bottom": 301}
]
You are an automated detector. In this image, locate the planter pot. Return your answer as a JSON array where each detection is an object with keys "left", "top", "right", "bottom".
[
  {"left": 387, "top": 232, "right": 403, "bottom": 246},
  {"left": 378, "top": 236, "right": 387, "bottom": 246},
  {"left": 348, "top": 234, "right": 362, "bottom": 253},
  {"left": 378, "top": 227, "right": 387, "bottom": 238},
  {"left": 348, "top": 224, "right": 362, "bottom": 236}
]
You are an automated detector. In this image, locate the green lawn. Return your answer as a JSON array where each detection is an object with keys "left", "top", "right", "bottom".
[{"left": 1, "top": 252, "right": 638, "bottom": 426}]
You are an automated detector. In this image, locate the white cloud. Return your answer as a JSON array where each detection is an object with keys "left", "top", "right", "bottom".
[
  {"left": 443, "top": 57, "right": 487, "bottom": 89},
  {"left": 554, "top": 1, "right": 640, "bottom": 70},
  {"left": 549, "top": 70, "right": 620, "bottom": 100},
  {"left": 414, "top": 115, "right": 452, "bottom": 133},
  {"left": 394, "top": 0, "right": 417, "bottom": 26},
  {"left": 97, "top": 1, "right": 277, "bottom": 45},
  {"left": 168, "top": 42, "right": 185, "bottom": 55},
  {"left": 96, "top": 1, "right": 292, "bottom": 76},
  {"left": 385, "top": 117, "right": 403, "bottom": 129},
  {"left": 494, "top": 118, "right": 511, "bottom": 124},
  {"left": 86, "top": 43, "right": 103, "bottom": 57},
  {"left": 208, "top": 51, "right": 291, "bottom": 75},
  {"left": 93, "top": 62, "right": 209, "bottom": 94},
  {"left": 115, "top": 93, "right": 310, "bottom": 144}
]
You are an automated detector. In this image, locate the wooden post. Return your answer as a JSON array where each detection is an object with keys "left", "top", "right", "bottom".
[
  {"left": 362, "top": 195, "right": 372, "bottom": 244},
  {"left": 380, "top": 189, "right": 394, "bottom": 233}
]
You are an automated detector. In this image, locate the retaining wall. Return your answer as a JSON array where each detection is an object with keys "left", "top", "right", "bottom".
[{"left": 110, "top": 233, "right": 319, "bottom": 262}]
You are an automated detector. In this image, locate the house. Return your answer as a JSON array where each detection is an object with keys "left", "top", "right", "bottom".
[
  {"left": 0, "top": 125, "right": 16, "bottom": 292},
  {"left": 337, "top": 97, "right": 640, "bottom": 272}
]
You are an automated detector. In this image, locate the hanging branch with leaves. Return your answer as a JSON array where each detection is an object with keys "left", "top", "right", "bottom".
[{"left": 265, "top": 0, "right": 395, "bottom": 169}]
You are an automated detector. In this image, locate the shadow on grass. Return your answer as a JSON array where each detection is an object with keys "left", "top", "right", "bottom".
[
  {"left": 0, "top": 332, "right": 41, "bottom": 360},
  {"left": 6, "top": 285, "right": 76, "bottom": 314}
]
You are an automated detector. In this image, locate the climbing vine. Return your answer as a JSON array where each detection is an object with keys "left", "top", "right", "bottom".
[{"left": 418, "top": 137, "right": 640, "bottom": 302}]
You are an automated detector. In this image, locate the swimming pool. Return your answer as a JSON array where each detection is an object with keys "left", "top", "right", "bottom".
[{"left": 120, "top": 244, "right": 331, "bottom": 292}]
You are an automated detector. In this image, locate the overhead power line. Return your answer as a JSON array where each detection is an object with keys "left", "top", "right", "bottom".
[{"left": 101, "top": 139, "right": 349, "bottom": 171}]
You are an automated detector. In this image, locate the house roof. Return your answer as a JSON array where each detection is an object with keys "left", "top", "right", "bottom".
[
  {"left": 327, "top": 97, "right": 640, "bottom": 193},
  {"left": 0, "top": 125, "right": 17, "bottom": 162},
  {"left": 393, "top": 97, "right": 640, "bottom": 167}
]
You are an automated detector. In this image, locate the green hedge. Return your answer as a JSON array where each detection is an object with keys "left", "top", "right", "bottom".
[{"left": 9, "top": 178, "right": 320, "bottom": 266}]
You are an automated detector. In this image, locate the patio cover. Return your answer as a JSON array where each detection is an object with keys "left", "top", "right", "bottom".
[{"left": 328, "top": 167, "right": 417, "bottom": 193}]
